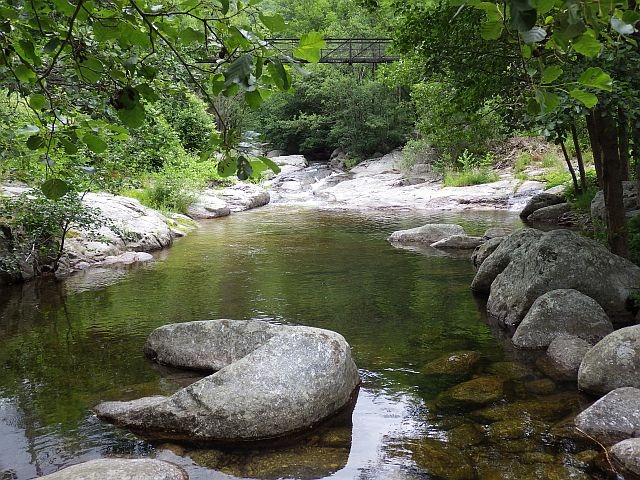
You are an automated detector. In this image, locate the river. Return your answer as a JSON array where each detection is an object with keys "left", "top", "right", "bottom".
[{"left": 0, "top": 206, "right": 603, "bottom": 479}]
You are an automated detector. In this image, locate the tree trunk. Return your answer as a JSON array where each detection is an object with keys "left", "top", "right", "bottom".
[
  {"left": 618, "top": 106, "right": 630, "bottom": 181},
  {"left": 595, "top": 108, "right": 628, "bottom": 257},
  {"left": 586, "top": 112, "right": 604, "bottom": 189},
  {"left": 571, "top": 124, "right": 587, "bottom": 193},
  {"left": 632, "top": 127, "right": 640, "bottom": 209},
  {"left": 560, "top": 139, "right": 580, "bottom": 194}
]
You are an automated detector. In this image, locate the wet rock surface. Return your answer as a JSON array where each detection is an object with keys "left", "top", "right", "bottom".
[
  {"left": 409, "top": 439, "right": 475, "bottom": 480},
  {"left": 421, "top": 351, "right": 481, "bottom": 376},
  {"left": 95, "top": 319, "right": 360, "bottom": 442},
  {"left": 512, "top": 289, "right": 613, "bottom": 349},
  {"left": 575, "top": 387, "right": 640, "bottom": 446},
  {"left": 485, "top": 229, "right": 640, "bottom": 327},
  {"left": 388, "top": 223, "right": 465, "bottom": 245},
  {"left": 578, "top": 325, "right": 640, "bottom": 394},
  {"left": 430, "top": 235, "right": 484, "bottom": 250},
  {"left": 186, "top": 190, "right": 231, "bottom": 219},
  {"left": 38, "top": 458, "right": 188, "bottom": 480},
  {"left": 611, "top": 438, "right": 640, "bottom": 479}
]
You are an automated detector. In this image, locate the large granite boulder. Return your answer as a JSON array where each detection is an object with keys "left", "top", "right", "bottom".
[
  {"left": 520, "top": 192, "right": 565, "bottom": 220},
  {"left": 575, "top": 387, "right": 640, "bottom": 446},
  {"left": 218, "top": 183, "right": 270, "bottom": 212},
  {"left": 471, "top": 236, "right": 503, "bottom": 269},
  {"left": 611, "top": 438, "right": 640, "bottom": 479},
  {"left": 526, "top": 202, "right": 571, "bottom": 225},
  {"left": 187, "top": 190, "right": 231, "bottom": 219},
  {"left": 271, "top": 154, "right": 308, "bottom": 168},
  {"left": 470, "top": 228, "right": 543, "bottom": 293},
  {"left": 486, "top": 229, "right": 640, "bottom": 327},
  {"left": 591, "top": 181, "right": 639, "bottom": 223},
  {"left": 38, "top": 458, "right": 187, "bottom": 480},
  {"left": 578, "top": 325, "right": 640, "bottom": 394},
  {"left": 546, "top": 335, "right": 592, "bottom": 376},
  {"left": 95, "top": 320, "right": 360, "bottom": 443},
  {"left": 388, "top": 224, "right": 465, "bottom": 245},
  {"left": 512, "top": 289, "right": 613, "bottom": 349}
]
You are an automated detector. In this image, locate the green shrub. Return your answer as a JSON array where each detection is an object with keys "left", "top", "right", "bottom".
[
  {"left": 401, "top": 138, "right": 435, "bottom": 176},
  {"left": 514, "top": 152, "right": 532, "bottom": 174}
]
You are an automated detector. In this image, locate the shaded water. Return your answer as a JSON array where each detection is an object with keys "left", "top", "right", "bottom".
[{"left": 0, "top": 207, "right": 604, "bottom": 479}]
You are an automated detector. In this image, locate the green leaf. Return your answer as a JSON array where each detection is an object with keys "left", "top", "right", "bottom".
[
  {"left": 530, "top": 0, "right": 554, "bottom": 15},
  {"left": 293, "top": 32, "right": 326, "bottom": 63},
  {"left": 78, "top": 57, "right": 104, "bottom": 83},
  {"left": 569, "top": 89, "right": 598, "bottom": 108},
  {"left": 136, "top": 83, "right": 159, "bottom": 102},
  {"left": 572, "top": 33, "right": 602, "bottom": 58},
  {"left": 28, "top": 94, "right": 47, "bottom": 110},
  {"left": 236, "top": 155, "right": 253, "bottom": 180},
  {"left": 259, "top": 13, "right": 286, "bottom": 32},
  {"left": 245, "top": 89, "right": 263, "bottom": 109},
  {"left": 220, "top": 0, "right": 229, "bottom": 15},
  {"left": 26, "top": 135, "right": 45, "bottom": 150},
  {"left": 217, "top": 155, "right": 237, "bottom": 177},
  {"left": 180, "top": 27, "right": 204, "bottom": 44},
  {"left": 223, "top": 54, "right": 254, "bottom": 88},
  {"left": 59, "top": 138, "right": 79, "bottom": 154},
  {"left": 267, "top": 61, "right": 291, "bottom": 91},
  {"left": 540, "top": 65, "right": 563, "bottom": 84},
  {"left": 258, "top": 156, "right": 281, "bottom": 174},
  {"left": 578, "top": 67, "right": 613, "bottom": 92},
  {"left": 41, "top": 178, "right": 70, "bottom": 200},
  {"left": 535, "top": 89, "right": 560, "bottom": 113},
  {"left": 14, "top": 64, "right": 36, "bottom": 83},
  {"left": 117, "top": 102, "right": 146, "bottom": 128},
  {"left": 480, "top": 21, "right": 504, "bottom": 40},
  {"left": 82, "top": 133, "right": 107, "bottom": 153},
  {"left": 509, "top": 0, "right": 537, "bottom": 32}
]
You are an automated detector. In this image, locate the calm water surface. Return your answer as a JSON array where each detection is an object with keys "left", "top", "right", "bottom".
[{"left": 0, "top": 207, "right": 603, "bottom": 479}]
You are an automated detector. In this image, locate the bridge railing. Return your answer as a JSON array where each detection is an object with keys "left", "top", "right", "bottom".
[{"left": 267, "top": 38, "right": 398, "bottom": 64}]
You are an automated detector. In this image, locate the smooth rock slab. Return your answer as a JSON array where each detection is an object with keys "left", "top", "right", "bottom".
[
  {"left": 388, "top": 223, "right": 465, "bottom": 245},
  {"left": 218, "top": 183, "right": 270, "bottom": 212},
  {"left": 512, "top": 289, "right": 613, "bottom": 349},
  {"left": 526, "top": 202, "right": 571, "bottom": 224},
  {"left": 187, "top": 190, "right": 231, "bottom": 219},
  {"left": 38, "top": 458, "right": 187, "bottom": 480},
  {"left": 430, "top": 235, "right": 484, "bottom": 250},
  {"left": 611, "top": 438, "right": 640, "bottom": 478},
  {"left": 102, "top": 251, "right": 154, "bottom": 266},
  {"left": 578, "top": 325, "right": 640, "bottom": 394},
  {"left": 575, "top": 387, "right": 640, "bottom": 446},
  {"left": 95, "top": 320, "right": 360, "bottom": 443}
]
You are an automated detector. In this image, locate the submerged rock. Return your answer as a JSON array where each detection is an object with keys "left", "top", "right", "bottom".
[
  {"left": 471, "top": 228, "right": 543, "bottom": 293},
  {"left": 512, "top": 289, "right": 613, "bottom": 349},
  {"left": 38, "top": 458, "right": 187, "bottom": 480},
  {"left": 473, "top": 392, "right": 582, "bottom": 423},
  {"left": 409, "top": 439, "right": 475, "bottom": 480},
  {"left": 611, "top": 438, "right": 640, "bottom": 479},
  {"left": 388, "top": 223, "right": 465, "bottom": 245},
  {"left": 421, "top": 351, "right": 481, "bottom": 376},
  {"left": 95, "top": 320, "right": 360, "bottom": 443},
  {"left": 437, "top": 376, "right": 504, "bottom": 408},
  {"left": 574, "top": 387, "right": 640, "bottom": 446},
  {"left": 578, "top": 325, "right": 640, "bottom": 394},
  {"left": 520, "top": 192, "right": 565, "bottom": 220},
  {"left": 486, "top": 229, "right": 640, "bottom": 327}
]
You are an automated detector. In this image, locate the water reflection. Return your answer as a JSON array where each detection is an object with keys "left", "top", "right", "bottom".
[{"left": 2, "top": 207, "right": 605, "bottom": 479}]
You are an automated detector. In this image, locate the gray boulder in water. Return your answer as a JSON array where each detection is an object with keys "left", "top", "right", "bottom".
[
  {"left": 388, "top": 224, "right": 465, "bottom": 245},
  {"left": 519, "top": 192, "right": 565, "bottom": 220},
  {"left": 512, "top": 289, "right": 613, "bottom": 349},
  {"left": 578, "top": 325, "right": 640, "bottom": 394},
  {"left": 485, "top": 229, "right": 640, "bottom": 327},
  {"left": 38, "top": 458, "right": 187, "bottom": 480},
  {"left": 95, "top": 320, "right": 360, "bottom": 443}
]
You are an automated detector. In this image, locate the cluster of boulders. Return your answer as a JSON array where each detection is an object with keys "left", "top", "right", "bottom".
[
  {"left": 387, "top": 223, "right": 504, "bottom": 255},
  {"left": 95, "top": 319, "right": 360, "bottom": 443},
  {"left": 470, "top": 224, "right": 640, "bottom": 478},
  {"left": 519, "top": 190, "right": 575, "bottom": 226},
  {"left": 186, "top": 182, "right": 270, "bottom": 219}
]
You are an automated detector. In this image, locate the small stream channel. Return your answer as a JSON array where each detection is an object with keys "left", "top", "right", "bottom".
[{"left": 0, "top": 206, "right": 607, "bottom": 479}]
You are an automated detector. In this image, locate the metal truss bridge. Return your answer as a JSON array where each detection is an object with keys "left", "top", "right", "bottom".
[{"left": 268, "top": 38, "right": 398, "bottom": 64}]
